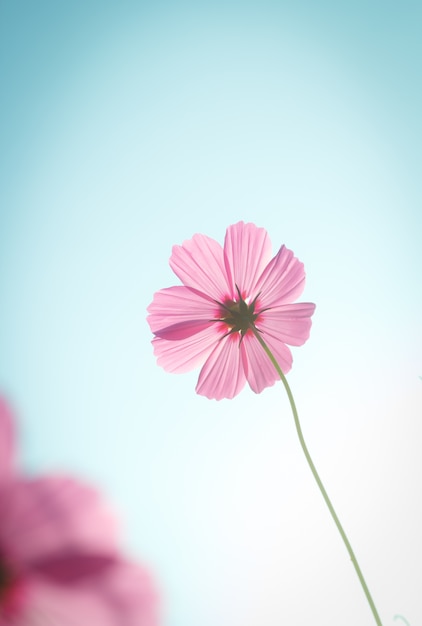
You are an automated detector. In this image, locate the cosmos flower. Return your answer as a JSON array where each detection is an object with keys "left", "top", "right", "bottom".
[
  {"left": 0, "top": 396, "right": 159, "bottom": 626},
  {"left": 147, "top": 221, "right": 315, "bottom": 400}
]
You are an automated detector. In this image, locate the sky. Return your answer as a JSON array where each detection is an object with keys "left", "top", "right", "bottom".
[{"left": 0, "top": 1, "right": 421, "bottom": 625}]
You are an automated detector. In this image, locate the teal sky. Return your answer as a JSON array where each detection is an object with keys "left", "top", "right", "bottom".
[{"left": 1, "top": 2, "right": 421, "bottom": 625}]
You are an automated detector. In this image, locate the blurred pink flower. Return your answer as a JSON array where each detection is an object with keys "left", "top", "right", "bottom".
[
  {"left": 0, "top": 396, "right": 160, "bottom": 626},
  {"left": 148, "top": 221, "right": 315, "bottom": 400}
]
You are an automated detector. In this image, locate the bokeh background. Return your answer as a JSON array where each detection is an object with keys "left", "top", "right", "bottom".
[{"left": 1, "top": 1, "right": 421, "bottom": 625}]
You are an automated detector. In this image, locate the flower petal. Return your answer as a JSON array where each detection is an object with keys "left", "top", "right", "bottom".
[
  {"left": 241, "top": 332, "right": 293, "bottom": 394},
  {"left": 0, "top": 477, "right": 118, "bottom": 567},
  {"left": 254, "top": 245, "right": 306, "bottom": 308},
  {"left": 87, "top": 558, "right": 159, "bottom": 626},
  {"left": 30, "top": 552, "right": 117, "bottom": 583},
  {"left": 152, "top": 324, "right": 221, "bottom": 373},
  {"left": 258, "top": 303, "right": 316, "bottom": 346},
  {"left": 22, "top": 559, "right": 159, "bottom": 626},
  {"left": 196, "top": 333, "right": 247, "bottom": 400},
  {"left": 147, "top": 286, "right": 219, "bottom": 338},
  {"left": 224, "top": 222, "right": 272, "bottom": 297},
  {"left": 169, "top": 233, "right": 231, "bottom": 301},
  {"left": 153, "top": 320, "right": 214, "bottom": 341},
  {"left": 15, "top": 578, "right": 115, "bottom": 626},
  {"left": 0, "top": 395, "right": 15, "bottom": 480}
]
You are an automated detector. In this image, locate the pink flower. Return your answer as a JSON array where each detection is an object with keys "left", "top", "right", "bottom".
[
  {"left": 0, "top": 396, "right": 160, "bottom": 626},
  {"left": 147, "top": 221, "right": 316, "bottom": 400}
]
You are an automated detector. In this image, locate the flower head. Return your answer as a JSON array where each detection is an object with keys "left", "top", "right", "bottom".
[
  {"left": 147, "top": 221, "right": 316, "bottom": 400},
  {"left": 0, "top": 396, "right": 160, "bottom": 626}
]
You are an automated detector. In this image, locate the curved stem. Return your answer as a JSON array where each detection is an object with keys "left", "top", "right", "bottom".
[{"left": 252, "top": 330, "right": 383, "bottom": 626}]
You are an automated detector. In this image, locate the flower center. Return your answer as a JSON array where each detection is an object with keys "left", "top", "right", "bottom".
[
  {"left": 0, "top": 551, "right": 26, "bottom": 618},
  {"left": 220, "top": 292, "right": 259, "bottom": 337},
  {"left": 0, "top": 556, "right": 12, "bottom": 601}
]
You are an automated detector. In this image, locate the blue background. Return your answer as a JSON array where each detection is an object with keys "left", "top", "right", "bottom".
[{"left": 1, "top": 2, "right": 421, "bottom": 624}]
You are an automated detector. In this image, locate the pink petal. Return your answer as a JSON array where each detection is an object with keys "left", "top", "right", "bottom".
[
  {"left": 21, "top": 559, "right": 159, "bottom": 626},
  {"left": 196, "top": 333, "right": 247, "bottom": 400},
  {"left": 152, "top": 320, "right": 215, "bottom": 341},
  {"left": 18, "top": 579, "right": 117, "bottom": 626},
  {"left": 152, "top": 324, "right": 221, "bottom": 373},
  {"left": 20, "top": 558, "right": 161, "bottom": 626},
  {"left": 0, "top": 395, "right": 16, "bottom": 479},
  {"left": 257, "top": 303, "right": 316, "bottom": 346},
  {"left": 169, "top": 233, "right": 231, "bottom": 301},
  {"left": 241, "top": 332, "right": 293, "bottom": 394},
  {"left": 147, "top": 286, "right": 219, "bottom": 337},
  {"left": 30, "top": 551, "right": 117, "bottom": 583},
  {"left": 88, "top": 558, "right": 159, "bottom": 626},
  {"left": 223, "top": 222, "right": 272, "bottom": 298},
  {"left": 254, "top": 245, "right": 306, "bottom": 308},
  {"left": 0, "top": 477, "right": 118, "bottom": 567}
]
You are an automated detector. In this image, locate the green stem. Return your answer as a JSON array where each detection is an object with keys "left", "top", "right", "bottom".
[{"left": 253, "top": 330, "right": 383, "bottom": 626}]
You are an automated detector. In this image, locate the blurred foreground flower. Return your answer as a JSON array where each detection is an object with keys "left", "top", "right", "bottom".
[
  {"left": 0, "top": 396, "right": 159, "bottom": 626},
  {"left": 147, "top": 221, "right": 315, "bottom": 399}
]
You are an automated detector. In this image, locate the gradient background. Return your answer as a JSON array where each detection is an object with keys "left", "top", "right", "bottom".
[{"left": 1, "top": 2, "right": 421, "bottom": 625}]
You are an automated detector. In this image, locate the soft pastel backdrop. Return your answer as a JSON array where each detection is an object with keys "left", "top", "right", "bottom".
[{"left": 1, "top": 2, "right": 421, "bottom": 625}]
